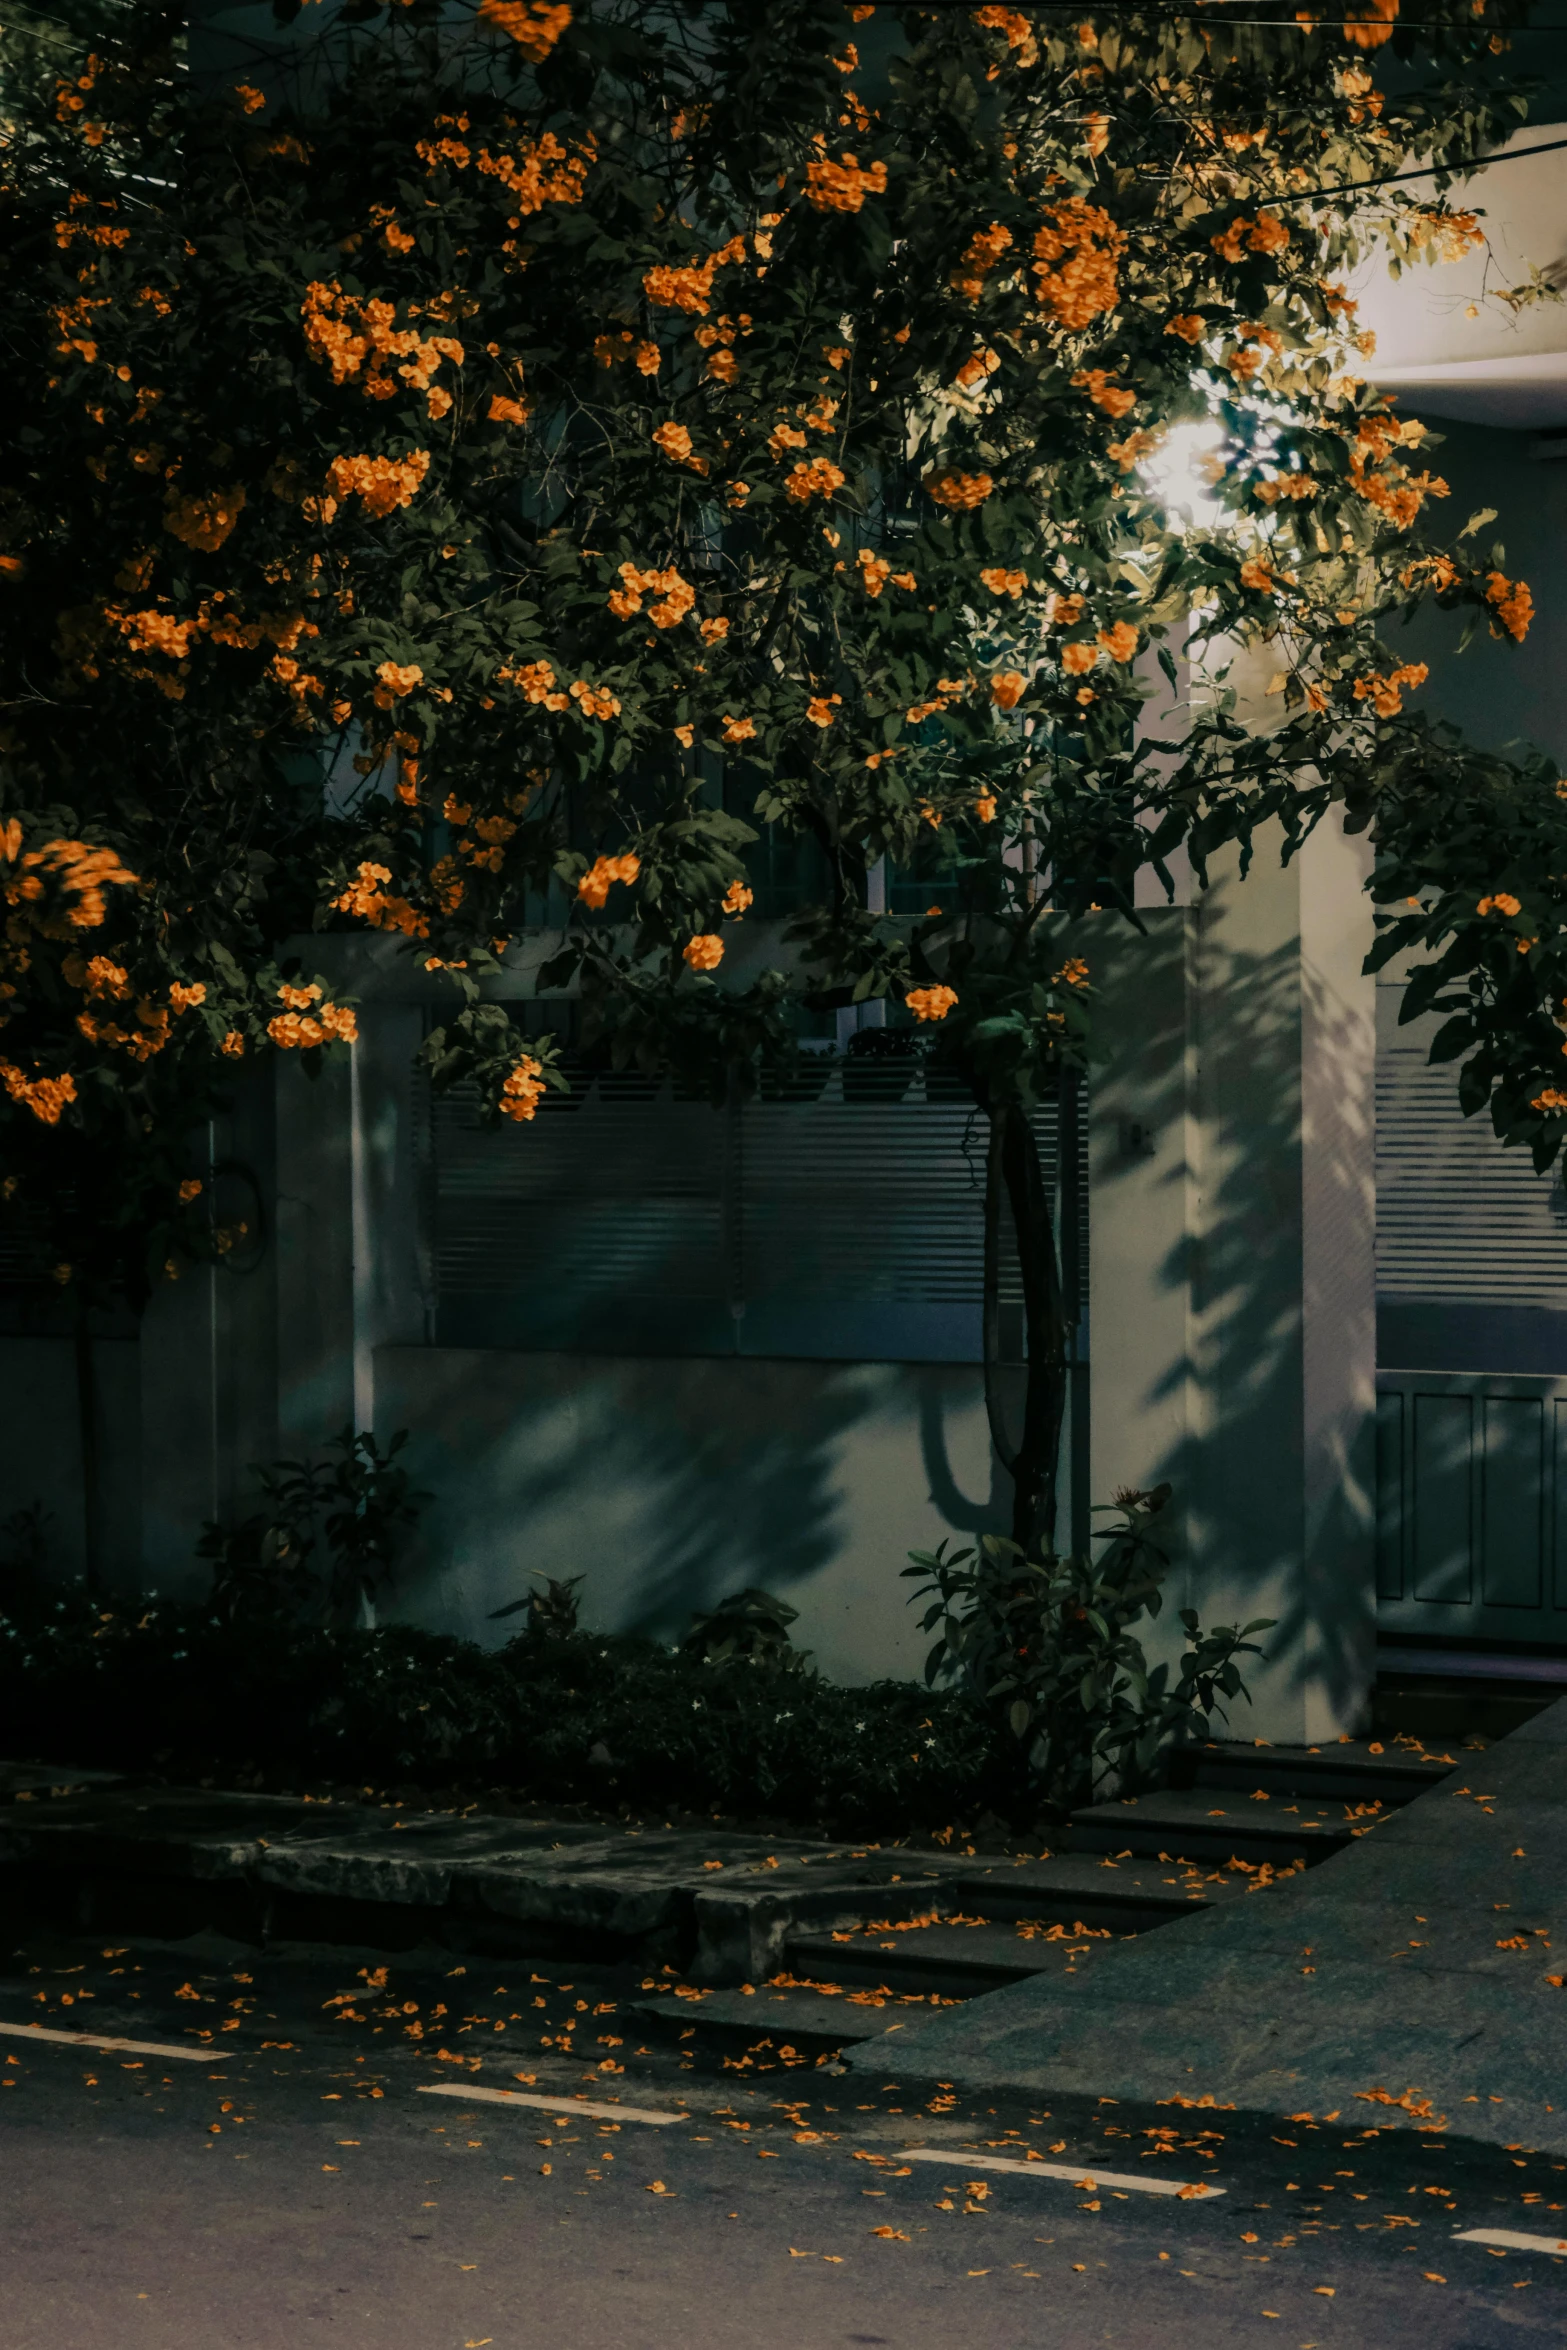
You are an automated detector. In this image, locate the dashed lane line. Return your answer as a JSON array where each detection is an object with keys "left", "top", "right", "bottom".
[
  {"left": 0, "top": 2019, "right": 227, "bottom": 2064},
  {"left": 416, "top": 2084, "right": 683, "bottom": 2124},
  {"left": 901, "top": 2147, "right": 1225, "bottom": 2200}
]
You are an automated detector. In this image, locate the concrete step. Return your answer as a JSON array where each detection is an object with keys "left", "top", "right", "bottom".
[
  {"left": 941, "top": 1855, "right": 1263, "bottom": 1928},
  {"left": 1174, "top": 1735, "right": 1456, "bottom": 1804},
  {"left": 782, "top": 1917, "right": 1128, "bottom": 1999},
  {"left": 1065, "top": 1786, "right": 1377, "bottom": 1868},
  {"left": 0, "top": 1763, "right": 130, "bottom": 1803},
  {"left": 630, "top": 1982, "right": 927, "bottom": 2049}
]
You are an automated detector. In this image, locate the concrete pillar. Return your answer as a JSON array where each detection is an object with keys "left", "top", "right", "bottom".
[{"left": 1088, "top": 816, "right": 1377, "bottom": 1742}]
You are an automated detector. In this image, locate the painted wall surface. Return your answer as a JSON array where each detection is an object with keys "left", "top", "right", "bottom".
[
  {"left": 0, "top": 1334, "right": 139, "bottom": 1586},
  {"left": 369, "top": 1348, "right": 1008, "bottom": 1687}
]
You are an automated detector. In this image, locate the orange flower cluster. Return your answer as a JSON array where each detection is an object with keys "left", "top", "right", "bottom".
[
  {"left": 498, "top": 1053, "right": 548, "bottom": 1122},
  {"left": 805, "top": 153, "right": 887, "bottom": 214},
  {"left": 784, "top": 459, "right": 846, "bottom": 503},
  {"left": 1210, "top": 212, "right": 1291, "bottom": 263},
  {"left": 1254, "top": 471, "right": 1318, "bottom": 507},
  {"left": 923, "top": 469, "right": 993, "bottom": 510},
  {"left": 1071, "top": 368, "right": 1137, "bottom": 419},
  {"left": 164, "top": 487, "right": 247, "bottom": 553},
  {"left": 954, "top": 349, "right": 1002, "bottom": 396},
  {"left": 169, "top": 981, "right": 207, "bottom": 1012},
  {"left": 1098, "top": 621, "right": 1139, "bottom": 661},
  {"left": 1485, "top": 572, "right": 1534, "bottom": 643},
  {"left": 75, "top": 997, "right": 173, "bottom": 1061},
  {"left": 1477, "top": 892, "right": 1522, "bottom": 918},
  {"left": 951, "top": 222, "right": 1013, "bottom": 303},
  {"left": 108, "top": 607, "right": 198, "bottom": 662},
  {"left": 1346, "top": 415, "right": 1447, "bottom": 532},
  {"left": 4, "top": 835, "right": 138, "bottom": 936},
  {"left": 500, "top": 658, "right": 569, "bottom": 709},
  {"left": 267, "top": 982, "right": 358, "bottom": 1050},
  {"left": 974, "top": 793, "right": 998, "bottom": 823},
  {"left": 301, "top": 282, "right": 463, "bottom": 418},
  {"left": 0, "top": 1060, "right": 78, "bottom": 1126},
  {"left": 1107, "top": 427, "right": 1161, "bottom": 474},
  {"left": 65, "top": 952, "right": 130, "bottom": 998},
  {"left": 376, "top": 660, "right": 423, "bottom": 698},
  {"left": 1032, "top": 201, "right": 1125, "bottom": 329},
  {"left": 857, "top": 550, "right": 892, "bottom": 597},
  {"left": 1351, "top": 661, "right": 1428, "bottom": 717},
  {"left": 608, "top": 563, "right": 695, "bottom": 627},
  {"left": 473, "top": 129, "right": 590, "bottom": 215},
  {"left": 49, "top": 290, "right": 109, "bottom": 364},
  {"left": 476, "top": 0, "right": 572, "bottom": 63},
  {"left": 203, "top": 605, "right": 318, "bottom": 654},
  {"left": 721, "top": 880, "right": 753, "bottom": 917},
  {"left": 1530, "top": 1087, "right": 1567, "bottom": 1114},
  {"left": 577, "top": 853, "right": 641, "bottom": 909},
  {"left": 333, "top": 860, "right": 429, "bottom": 939},
  {"left": 320, "top": 451, "right": 431, "bottom": 520},
  {"left": 1403, "top": 206, "right": 1483, "bottom": 264},
  {"left": 906, "top": 985, "right": 958, "bottom": 1022},
  {"left": 569, "top": 679, "right": 621, "bottom": 721},
  {"left": 488, "top": 394, "right": 530, "bottom": 426},
  {"left": 990, "top": 670, "right": 1026, "bottom": 709},
  {"left": 1341, "top": 0, "right": 1398, "bottom": 49},
  {"left": 980, "top": 566, "right": 1027, "bottom": 598},
  {"left": 721, "top": 715, "right": 757, "bottom": 743},
  {"left": 975, "top": 5, "right": 1039, "bottom": 66},
  {"left": 805, "top": 693, "right": 841, "bottom": 727},
  {"left": 1165, "top": 314, "right": 1205, "bottom": 345},
  {"left": 652, "top": 420, "right": 707, "bottom": 474},
  {"left": 643, "top": 235, "right": 747, "bottom": 319},
  {"left": 683, "top": 933, "right": 724, "bottom": 971}
]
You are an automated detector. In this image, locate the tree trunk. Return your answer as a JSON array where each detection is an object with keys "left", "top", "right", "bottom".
[
  {"left": 979, "top": 1096, "right": 1071, "bottom": 1554},
  {"left": 73, "top": 1291, "right": 103, "bottom": 1595}
]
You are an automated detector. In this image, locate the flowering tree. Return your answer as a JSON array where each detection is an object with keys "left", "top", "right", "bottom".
[{"left": 2, "top": 0, "right": 1557, "bottom": 1547}]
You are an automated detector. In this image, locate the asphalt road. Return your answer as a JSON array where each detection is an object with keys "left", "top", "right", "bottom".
[{"left": 2, "top": 1922, "right": 1565, "bottom": 2349}]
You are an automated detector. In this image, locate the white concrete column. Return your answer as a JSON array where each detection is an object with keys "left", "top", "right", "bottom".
[{"left": 1088, "top": 816, "right": 1377, "bottom": 1742}]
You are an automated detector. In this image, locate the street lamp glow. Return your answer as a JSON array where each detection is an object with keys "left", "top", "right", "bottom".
[{"left": 1140, "top": 419, "right": 1228, "bottom": 530}]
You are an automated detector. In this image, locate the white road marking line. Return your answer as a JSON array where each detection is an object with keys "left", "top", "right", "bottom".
[
  {"left": 0, "top": 2020, "right": 227, "bottom": 2064},
  {"left": 1454, "top": 2228, "right": 1567, "bottom": 2256},
  {"left": 416, "top": 2084, "right": 682, "bottom": 2125},
  {"left": 901, "top": 2147, "right": 1224, "bottom": 2200}
]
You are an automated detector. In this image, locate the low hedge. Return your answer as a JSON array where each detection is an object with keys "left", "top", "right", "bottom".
[{"left": 0, "top": 1592, "right": 1017, "bottom": 1832}]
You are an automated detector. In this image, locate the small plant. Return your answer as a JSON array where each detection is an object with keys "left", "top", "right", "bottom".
[
  {"left": 904, "top": 1486, "right": 1273, "bottom": 1812},
  {"left": 682, "top": 1587, "right": 809, "bottom": 1671},
  {"left": 488, "top": 1573, "right": 585, "bottom": 1640},
  {"left": 199, "top": 1428, "right": 429, "bottom": 1626},
  {"left": 196, "top": 1510, "right": 318, "bottom": 1629}
]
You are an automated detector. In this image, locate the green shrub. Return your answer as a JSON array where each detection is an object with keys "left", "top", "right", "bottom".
[
  {"left": 0, "top": 1593, "right": 1006, "bottom": 1832},
  {"left": 905, "top": 1486, "right": 1274, "bottom": 1812}
]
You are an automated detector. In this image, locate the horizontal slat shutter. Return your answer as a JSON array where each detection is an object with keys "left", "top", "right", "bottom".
[
  {"left": 1377, "top": 1023, "right": 1567, "bottom": 1308},
  {"left": 426, "top": 1061, "right": 1084, "bottom": 1362}
]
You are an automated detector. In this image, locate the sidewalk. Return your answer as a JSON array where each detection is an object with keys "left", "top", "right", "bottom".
[{"left": 865, "top": 1696, "right": 1567, "bottom": 2154}]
